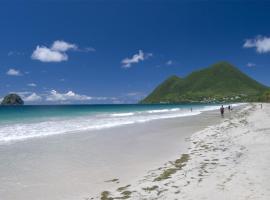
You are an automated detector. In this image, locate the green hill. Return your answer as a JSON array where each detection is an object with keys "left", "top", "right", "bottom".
[{"left": 141, "top": 62, "right": 269, "bottom": 103}]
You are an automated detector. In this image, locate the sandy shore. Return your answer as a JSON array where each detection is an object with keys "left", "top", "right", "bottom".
[
  {"left": 96, "top": 103, "right": 270, "bottom": 200},
  {"left": 0, "top": 108, "right": 223, "bottom": 200}
]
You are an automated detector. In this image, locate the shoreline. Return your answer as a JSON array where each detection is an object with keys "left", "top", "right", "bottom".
[
  {"left": 0, "top": 103, "right": 241, "bottom": 144},
  {"left": 0, "top": 106, "right": 228, "bottom": 200},
  {"left": 95, "top": 103, "right": 270, "bottom": 200}
]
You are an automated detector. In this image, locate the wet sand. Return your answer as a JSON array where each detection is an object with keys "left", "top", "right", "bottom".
[{"left": 0, "top": 109, "right": 224, "bottom": 200}]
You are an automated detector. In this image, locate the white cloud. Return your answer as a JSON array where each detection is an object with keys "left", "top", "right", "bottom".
[
  {"left": 166, "top": 60, "right": 173, "bottom": 65},
  {"left": 243, "top": 36, "right": 270, "bottom": 53},
  {"left": 24, "top": 93, "right": 42, "bottom": 102},
  {"left": 51, "top": 40, "right": 77, "bottom": 52},
  {"left": 27, "top": 83, "right": 37, "bottom": 87},
  {"left": 31, "top": 40, "right": 80, "bottom": 62},
  {"left": 46, "top": 90, "right": 92, "bottom": 102},
  {"left": 121, "top": 50, "right": 152, "bottom": 68},
  {"left": 31, "top": 40, "right": 95, "bottom": 62},
  {"left": 7, "top": 90, "right": 117, "bottom": 104},
  {"left": 44, "top": 90, "right": 118, "bottom": 103},
  {"left": 6, "top": 68, "right": 22, "bottom": 76},
  {"left": 247, "top": 62, "right": 256, "bottom": 67},
  {"left": 10, "top": 91, "right": 42, "bottom": 102},
  {"left": 31, "top": 46, "right": 68, "bottom": 62}
]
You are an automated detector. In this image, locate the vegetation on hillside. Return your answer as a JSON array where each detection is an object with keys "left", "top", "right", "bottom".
[
  {"left": 141, "top": 62, "right": 269, "bottom": 103},
  {"left": 259, "top": 90, "right": 270, "bottom": 102}
]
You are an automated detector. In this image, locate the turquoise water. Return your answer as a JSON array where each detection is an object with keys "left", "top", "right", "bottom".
[
  {"left": 0, "top": 104, "right": 215, "bottom": 123},
  {"left": 0, "top": 104, "right": 230, "bottom": 143}
]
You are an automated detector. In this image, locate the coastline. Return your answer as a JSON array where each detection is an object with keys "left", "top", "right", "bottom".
[
  {"left": 0, "top": 106, "right": 227, "bottom": 200},
  {"left": 0, "top": 104, "right": 226, "bottom": 144},
  {"left": 96, "top": 103, "right": 270, "bottom": 200}
]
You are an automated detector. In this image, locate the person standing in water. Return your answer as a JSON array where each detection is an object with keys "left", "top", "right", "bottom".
[{"left": 220, "top": 105, "right": 225, "bottom": 117}]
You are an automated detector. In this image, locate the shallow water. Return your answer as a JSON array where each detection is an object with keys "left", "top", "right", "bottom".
[{"left": 0, "top": 103, "right": 236, "bottom": 143}]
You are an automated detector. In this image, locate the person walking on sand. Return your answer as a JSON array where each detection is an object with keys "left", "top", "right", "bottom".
[{"left": 220, "top": 105, "right": 224, "bottom": 117}]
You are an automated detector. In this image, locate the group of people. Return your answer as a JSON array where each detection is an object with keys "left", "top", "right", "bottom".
[{"left": 220, "top": 105, "right": 233, "bottom": 117}]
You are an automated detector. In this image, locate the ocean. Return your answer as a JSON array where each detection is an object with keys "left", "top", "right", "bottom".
[{"left": 0, "top": 103, "right": 235, "bottom": 143}]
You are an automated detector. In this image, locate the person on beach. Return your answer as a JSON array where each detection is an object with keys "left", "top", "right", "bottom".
[
  {"left": 228, "top": 105, "right": 231, "bottom": 111},
  {"left": 220, "top": 105, "right": 224, "bottom": 117}
]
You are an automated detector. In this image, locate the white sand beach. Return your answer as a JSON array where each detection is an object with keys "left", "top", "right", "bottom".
[
  {"left": 0, "top": 108, "right": 222, "bottom": 200},
  {"left": 96, "top": 103, "right": 270, "bottom": 200},
  {"left": 1, "top": 104, "right": 269, "bottom": 200}
]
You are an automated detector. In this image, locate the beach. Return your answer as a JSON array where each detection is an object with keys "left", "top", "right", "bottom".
[
  {"left": 99, "top": 103, "right": 270, "bottom": 200},
  {"left": 0, "top": 105, "right": 224, "bottom": 200},
  {"left": 1, "top": 103, "right": 269, "bottom": 200}
]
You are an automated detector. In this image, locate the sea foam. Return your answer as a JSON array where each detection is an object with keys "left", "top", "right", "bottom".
[{"left": 0, "top": 104, "right": 243, "bottom": 143}]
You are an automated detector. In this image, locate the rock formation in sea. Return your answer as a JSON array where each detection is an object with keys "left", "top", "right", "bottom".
[{"left": 1, "top": 93, "right": 24, "bottom": 105}]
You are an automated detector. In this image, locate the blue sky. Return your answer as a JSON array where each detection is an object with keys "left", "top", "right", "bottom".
[{"left": 0, "top": 0, "right": 270, "bottom": 104}]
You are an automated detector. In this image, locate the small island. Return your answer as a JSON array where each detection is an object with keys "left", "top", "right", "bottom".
[{"left": 1, "top": 94, "right": 24, "bottom": 106}]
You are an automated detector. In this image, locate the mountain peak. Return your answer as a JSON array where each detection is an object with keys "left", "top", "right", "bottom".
[
  {"left": 141, "top": 61, "right": 268, "bottom": 103},
  {"left": 210, "top": 61, "right": 238, "bottom": 70},
  {"left": 212, "top": 61, "right": 234, "bottom": 66}
]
